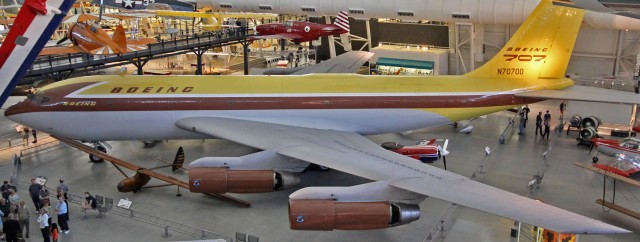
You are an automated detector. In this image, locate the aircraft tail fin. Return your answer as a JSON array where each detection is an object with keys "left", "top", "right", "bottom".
[
  {"left": 333, "top": 11, "right": 349, "bottom": 32},
  {"left": 464, "top": 0, "right": 584, "bottom": 79},
  {"left": 0, "top": 0, "right": 75, "bottom": 106},
  {"left": 112, "top": 24, "right": 127, "bottom": 50},
  {"left": 172, "top": 147, "right": 185, "bottom": 172}
]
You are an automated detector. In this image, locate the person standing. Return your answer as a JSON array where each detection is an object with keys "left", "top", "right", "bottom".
[
  {"left": 20, "top": 127, "right": 29, "bottom": 146},
  {"left": 522, "top": 105, "right": 530, "bottom": 128},
  {"left": 543, "top": 110, "right": 551, "bottom": 140},
  {"left": 0, "top": 209, "right": 4, "bottom": 241},
  {"left": 16, "top": 201, "right": 30, "bottom": 239},
  {"left": 3, "top": 214, "right": 20, "bottom": 242},
  {"left": 31, "top": 129, "right": 37, "bottom": 143},
  {"left": 0, "top": 181, "right": 10, "bottom": 200},
  {"left": 518, "top": 112, "right": 525, "bottom": 135},
  {"left": 559, "top": 101, "right": 566, "bottom": 118},
  {"left": 37, "top": 209, "right": 50, "bottom": 242},
  {"left": 39, "top": 185, "right": 50, "bottom": 210},
  {"left": 56, "top": 179, "right": 68, "bottom": 201},
  {"left": 536, "top": 112, "right": 543, "bottom": 136},
  {"left": 29, "top": 179, "right": 42, "bottom": 213},
  {"left": 0, "top": 198, "right": 10, "bottom": 221},
  {"left": 7, "top": 189, "right": 18, "bottom": 206},
  {"left": 54, "top": 197, "right": 69, "bottom": 234}
]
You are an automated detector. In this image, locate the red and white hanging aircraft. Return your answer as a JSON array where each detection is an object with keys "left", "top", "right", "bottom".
[{"left": 251, "top": 11, "right": 349, "bottom": 43}]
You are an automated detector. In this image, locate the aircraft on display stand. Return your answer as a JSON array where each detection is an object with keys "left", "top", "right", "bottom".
[
  {"left": 381, "top": 139, "right": 449, "bottom": 169},
  {"left": 2, "top": 0, "right": 639, "bottom": 235},
  {"left": 251, "top": 11, "right": 349, "bottom": 44},
  {"left": 590, "top": 137, "right": 640, "bottom": 176}
]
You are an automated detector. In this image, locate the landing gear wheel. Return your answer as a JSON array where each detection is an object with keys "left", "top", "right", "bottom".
[
  {"left": 592, "top": 156, "right": 599, "bottom": 163},
  {"left": 89, "top": 145, "right": 107, "bottom": 163}
]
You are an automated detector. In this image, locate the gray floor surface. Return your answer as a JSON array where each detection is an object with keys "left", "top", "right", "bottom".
[{"left": 0, "top": 97, "right": 638, "bottom": 242}]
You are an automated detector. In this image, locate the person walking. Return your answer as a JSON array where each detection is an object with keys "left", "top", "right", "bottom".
[
  {"left": 54, "top": 197, "right": 69, "bottom": 234},
  {"left": 543, "top": 110, "right": 551, "bottom": 140},
  {"left": 37, "top": 208, "right": 50, "bottom": 242},
  {"left": 3, "top": 214, "right": 20, "bottom": 242},
  {"left": 16, "top": 201, "right": 30, "bottom": 238},
  {"left": 29, "top": 179, "right": 42, "bottom": 213}
]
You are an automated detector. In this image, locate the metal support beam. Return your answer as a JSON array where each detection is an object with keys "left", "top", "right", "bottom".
[
  {"left": 242, "top": 41, "right": 250, "bottom": 75},
  {"left": 192, "top": 47, "right": 210, "bottom": 75},
  {"left": 130, "top": 58, "right": 151, "bottom": 75}
]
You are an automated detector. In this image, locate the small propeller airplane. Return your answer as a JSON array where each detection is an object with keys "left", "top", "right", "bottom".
[
  {"left": 590, "top": 137, "right": 640, "bottom": 177},
  {"left": 381, "top": 139, "right": 449, "bottom": 169},
  {"left": 40, "top": 21, "right": 157, "bottom": 55},
  {"left": 251, "top": 11, "right": 349, "bottom": 43}
]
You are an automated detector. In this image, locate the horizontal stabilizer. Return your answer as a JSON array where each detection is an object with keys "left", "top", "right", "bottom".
[{"left": 516, "top": 85, "right": 640, "bottom": 105}]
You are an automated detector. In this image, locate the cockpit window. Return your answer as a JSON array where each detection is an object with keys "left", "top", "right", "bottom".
[
  {"left": 284, "top": 21, "right": 293, "bottom": 28},
  {"left": 27, "top": 90, "right": 50, "bottom": 104}
]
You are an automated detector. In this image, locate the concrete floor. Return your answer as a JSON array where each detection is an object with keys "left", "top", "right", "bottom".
[{"left": 0, "top": 97, "right": 639, "bottom": 242}]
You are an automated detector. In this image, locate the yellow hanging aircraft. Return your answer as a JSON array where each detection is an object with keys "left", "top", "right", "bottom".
[{"left": 4, "top": 0, "right": 634, "bottom": 235}]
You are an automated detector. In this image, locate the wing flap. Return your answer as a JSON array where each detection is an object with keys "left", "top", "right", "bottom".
[
  {"left": 516, "top": 85, "right": 640, "bottom": 104},
  {"left": 175, "top": 117, "right": 629, "bottom": 234}
]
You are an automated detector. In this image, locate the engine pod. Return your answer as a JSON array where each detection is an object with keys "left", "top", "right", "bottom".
[
  {"left": 289, "top": 199, "right": 420, "bottom": 230},
  {"left": 189, "top": 167, "right": 299, "bottom": 193}
]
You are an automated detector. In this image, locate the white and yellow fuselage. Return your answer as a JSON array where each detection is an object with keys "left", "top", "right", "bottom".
[{"left": 5, "top": 74, "right": 573, "bottom": 141}]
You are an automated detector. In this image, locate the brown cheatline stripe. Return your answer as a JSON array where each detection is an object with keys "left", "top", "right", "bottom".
[{"left": 7, "top": 94, "right": 529, "bottom": 115}]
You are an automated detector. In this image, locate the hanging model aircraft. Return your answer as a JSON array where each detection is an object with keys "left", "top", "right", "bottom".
[
  {"left": 39, "top": 22, "right": 157, "bottom": 55},
  {"left": 3, "top": 0, "right": 637, "bottom": 235},
  {"left": 567, "top": 0, "right": 640, "bottom": 20},
  {"left": 96, "top": 0, "right": 195, "bottom": 11},
  {"left": 191, "top": 0, "right": 640, "bottom": 31},
  {"left": 251, "top": 11, "right": 349, "bottom": 43}
]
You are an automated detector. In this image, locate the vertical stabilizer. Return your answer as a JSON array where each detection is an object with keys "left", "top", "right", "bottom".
[
  {"left": 0, "top": 0, "right": 75, "bottom": 106},
  {"left": 465, "top": 0, "right": 584, "bottom": 79},
  {"left": 112, "top": 24, "right": 127, "bottom": 51},
  {"left": 334, "top": 11, "right": 350, "bottom": 32}
]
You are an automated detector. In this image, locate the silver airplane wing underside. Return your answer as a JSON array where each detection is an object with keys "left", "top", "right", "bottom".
[{"left": 175, "top": 116, "right": 628, "bottom": 234}]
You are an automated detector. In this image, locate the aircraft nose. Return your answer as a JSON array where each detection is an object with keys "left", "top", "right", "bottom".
[{"left": 4, "top": 98, "right": 33, "bottom": 118}]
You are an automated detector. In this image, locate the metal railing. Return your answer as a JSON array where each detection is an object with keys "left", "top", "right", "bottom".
[
  {"left": 15, "top": 179, "right": 233, "bottom": 241},
  {"left": 21, "top": 29, "right": 252, "bottom": 84}
]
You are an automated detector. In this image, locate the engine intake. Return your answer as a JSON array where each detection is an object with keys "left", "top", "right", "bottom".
[
  {"left": 288, "top": 199, "right": 420, "bottom": 230},
  {"left": 189, "top": 167, "right": 299, "bottom": 193}
]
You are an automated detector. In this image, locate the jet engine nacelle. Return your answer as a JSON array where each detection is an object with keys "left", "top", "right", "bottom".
[
  {"left": 288, "top": 199, "right": 420, "bottom": 230},
  {"left": 117, "top": 171, "right": 151, "bottom": 193},
  {"left": 189, "top": 167, "right": 299, "bottom": 194}
]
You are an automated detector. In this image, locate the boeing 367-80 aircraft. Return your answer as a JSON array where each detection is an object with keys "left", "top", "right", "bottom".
[{"left": 3, "top": 0, "right": 636, "bottom": 234}]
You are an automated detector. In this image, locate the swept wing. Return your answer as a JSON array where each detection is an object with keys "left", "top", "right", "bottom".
[{"left": 175, "top": 116, "right": 628, "bottom": 234}]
